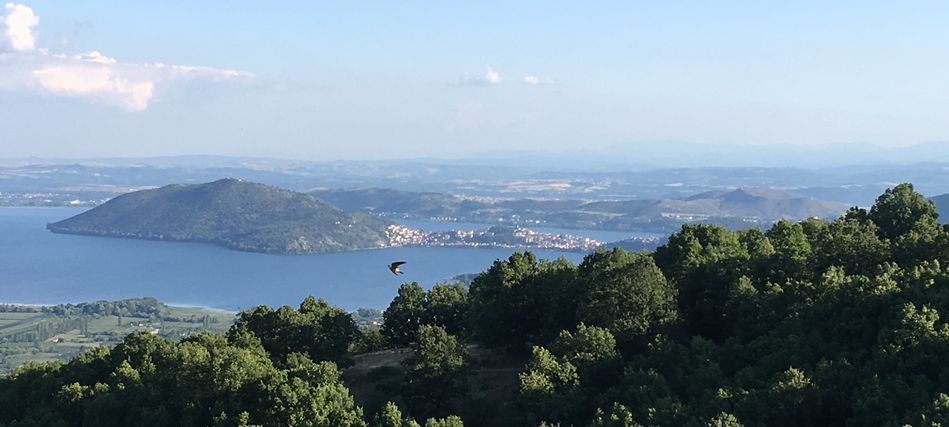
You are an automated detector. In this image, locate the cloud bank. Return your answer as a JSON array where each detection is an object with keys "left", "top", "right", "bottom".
[{"left": 0, "top": 3, "right": 252, "bottom": 111}]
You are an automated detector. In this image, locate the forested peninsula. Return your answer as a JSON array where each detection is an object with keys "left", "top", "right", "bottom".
[{"left": 47, "top": 179, "right": 392, "bottom": 254}]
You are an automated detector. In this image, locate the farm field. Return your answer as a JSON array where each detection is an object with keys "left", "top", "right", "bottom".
[{"left": 0, "top": 299, "right": 236, "bottom": 373}]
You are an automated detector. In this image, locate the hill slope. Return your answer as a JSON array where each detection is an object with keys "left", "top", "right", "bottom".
[
  {"left": 312, "top": 187, "right": 848, "bottom": 229},
  {"left": 48, "top": 179, "right": 391, "bottom": 254},
  {"left": 934, "top": 193, "right": 949, "bottom": 223}
]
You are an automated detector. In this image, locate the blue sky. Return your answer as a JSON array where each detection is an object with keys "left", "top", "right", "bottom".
[{"left": 2, "top": 1, "right": 949, "bottom": 160}]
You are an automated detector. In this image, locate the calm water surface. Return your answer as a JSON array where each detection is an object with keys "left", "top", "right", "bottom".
[{"left": 0, "top": 208, "right": 589, "bottom": 311}]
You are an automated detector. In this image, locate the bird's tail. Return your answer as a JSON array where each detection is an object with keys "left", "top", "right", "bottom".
[{"left": 398, "top": 271, "right": 404, "bottom": 274}]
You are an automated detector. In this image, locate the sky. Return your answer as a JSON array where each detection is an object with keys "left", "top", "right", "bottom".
[{"left": 1, "top": 1, "right": 949, "bottom": 160}]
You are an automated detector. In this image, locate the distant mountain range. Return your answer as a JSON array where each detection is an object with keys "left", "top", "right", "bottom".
[
  {"left": 310, "top": 187, "right": 848, "bottom": 233},
  {"left": 47, "top": 179, "right": 392, "bottom": 254},
  {"left": 3, "top": 155, "right": 949, "bottom": 207},
  {"left": 470, "top": 141, "right": 949, "bottom": 169}
]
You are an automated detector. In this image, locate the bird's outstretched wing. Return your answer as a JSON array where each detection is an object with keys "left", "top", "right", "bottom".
[{"left": 389, "top": 261, "right": 407, "bottom": 275}]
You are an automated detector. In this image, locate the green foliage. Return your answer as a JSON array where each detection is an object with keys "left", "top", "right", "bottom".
[
  {"left": 371, "top": 402, "right": 421, "bottom": 427},
  {"left": 44, "top": 297, "right": 167, "bottom": 318},
  {"left": 588, "top": 403, "right": 641, "bottom": 427},
  {"left": 382, "top": 283, "right": 427, "bottom": 346},
  {"left": 0, "top": 330, "right": 366, "bottom": 426},
  {"left": 352, "top": 325, "right": 387, "bottom": 354},
  {"left": 423, "top": 283, "right": 469, "bottom": 338},
  {"left": 763, "top": 220, "right": 812, "bottom": 282},
  {"left": 423, "top": 415, "right": 464, "bottom": 427},
  {"left": 402, "top": 325, "right": 468, "bottom": 420},
  {"left": 654, "top": 223, "right": 751, "bottom": 339},
  {"left": 228, "top": 296, "right": 358, "bottom": 365},
  {"left": 811, "top": 217, "right": 889, "bottom": 276},
  {"left": 706, "top": 412, "right": 742, "bottom": 427},
  {"left": 549, "top": 323, "right": 621, "bottom": 387},
  {"left": 517, "top": 346, "right": 579, "bottom": 425},
  {"left": 382, "top": 282, "right": 470, "bottom": 348},
  {"left": 577, "top": 249, "right": 677, "bottom": 345},
  {"left": 869, "top": 183, "right": 939, "bottom": 240},
  {"left": 469, "top": 252, "right": 579, "bottom": 350}
]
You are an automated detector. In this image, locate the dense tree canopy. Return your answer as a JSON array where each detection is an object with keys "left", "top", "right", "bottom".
[
  {"left": 0, "top": 331, "right": 367, "bottom": 427},
  {"left": 382, "top": 283, "right": 427, "bottom": 346},
  {"left": 227, "top": 296, "right": 359, "bottom": 365},
  {"left": 382, "top": 282, "right": 469, "bottom": 347},
  {"left": 577, "top": 249, "right": 677, "bottom": 345},
  {"left": 401, "top": 325, "right": 468, "bottom": 421}
]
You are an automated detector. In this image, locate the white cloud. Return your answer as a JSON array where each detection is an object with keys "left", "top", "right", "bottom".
[
  {"left": 33, "top": 65, "right": 154, "bottom": 111},
  {"left": 484, "top": 66, "right": 501, "bottom": 84},
  {"left": 2, "top": 2, "right": 38, "bottom": 51},
  {"left": 460, "top": 66, "right": 502, "bottom": 86},
  {"left": 522, "top": 75, "right": 553, "bottom": 86},
  {"left": 72, "top": 51, "right": 116, "bottom": 64},
  {"left": 0, "top": 3, "right": 253, "bottom": 111}
]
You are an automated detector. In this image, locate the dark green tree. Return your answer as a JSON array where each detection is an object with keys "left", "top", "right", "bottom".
[
  {"left": 423, "top": 282, "right": 469, "bottom": 338},
  {"left": 469, "top": 252, "right": 578, "bottom": 350},
  {"left": 517, "top": 346, "right": 579, "bottom": 426},
  {"left": 382, "top": 283, "right": 427, "bottom": 346},
  {"left": 868, "top": 183, "right": 940, "bottom": 240},
  {"left": 764, "top": 220, "right": 812, "bottom": 282},
  {"left": 402, "top": 325, "right": 468, "bottom": 420},
  {"left": 227, "top": 296, "right": 359, "bottom": 365},
  {"left": 577, "top": 249, "right": 678, "bottom": 345},
  {"left": 372, "top": 402, "right": 421, "bottom": 427},
  {"left": 654, "top": 224, "right": 749, "bottom": 339}
]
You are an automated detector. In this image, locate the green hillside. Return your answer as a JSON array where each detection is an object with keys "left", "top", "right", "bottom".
[{"left": 48, "top": 179, "right": 392, "bottom": 254}]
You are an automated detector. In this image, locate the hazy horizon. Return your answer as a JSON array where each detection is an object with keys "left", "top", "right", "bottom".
[{"left": 3, "top": 2, "right": 949, "bottom": 161}]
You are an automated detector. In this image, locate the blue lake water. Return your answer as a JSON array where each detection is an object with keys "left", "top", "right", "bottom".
[{"left": 0, "top": 208, "right": 600, "bottom": 311}]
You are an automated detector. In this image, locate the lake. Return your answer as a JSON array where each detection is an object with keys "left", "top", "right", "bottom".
[{"left": 0, "top": 208, "right": 644, "bottom": 311}]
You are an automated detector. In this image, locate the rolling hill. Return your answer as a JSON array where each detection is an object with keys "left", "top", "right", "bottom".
[
  {"left": 311, "top": 187, "right": 848, "bottom": 232},
  {"left": 933, "top": 193, "right": 949, "bottom": 223},
  {"left": 48, "top": 179, "right": 392, "bottom": 254}
]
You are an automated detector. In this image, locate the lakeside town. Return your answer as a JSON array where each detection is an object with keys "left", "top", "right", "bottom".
[{"left": 385, "top": 223, "right": 605, "bottom": 252}]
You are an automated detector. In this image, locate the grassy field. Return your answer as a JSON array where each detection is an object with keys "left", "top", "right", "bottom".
[{"left": 0, "top": 303, "right": 236, "bottom": 374}]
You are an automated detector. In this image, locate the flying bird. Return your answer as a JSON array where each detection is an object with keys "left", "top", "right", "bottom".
[{"left": 388, "top": 261, "right": 406, "bottom": 275}]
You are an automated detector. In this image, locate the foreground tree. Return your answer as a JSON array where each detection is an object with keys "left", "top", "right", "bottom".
[
  {"left": 402, "top": 325, "right": 468, "bottom": 420},
  {"left": 577, "top": 249, "right": 678, "bottom": 346},
  {"left": 382, "top": 283, "right": 427, "bottom": 346},
  {"left": 423, "top": 282, "right": 469, "bottom": 338},
  {"left": 868, "top": 183, "right": 940, "bottom": 241},
  {"left": 468, "top": 252, "right": 579, "bottom": 350},
  {"left": 227, "top": 296, "right": 359, "bottom": 365}
]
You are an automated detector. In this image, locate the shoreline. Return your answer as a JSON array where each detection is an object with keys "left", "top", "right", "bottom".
[{"left": 0, "top": 300, "right": 239, "bottom": 315}]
